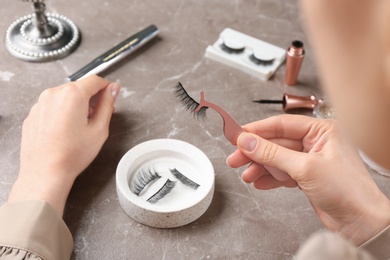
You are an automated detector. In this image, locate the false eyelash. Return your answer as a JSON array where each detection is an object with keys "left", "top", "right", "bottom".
[
  {"left": 174, "top": 82, "right": 208, "bottom": 120},
  {"left": 220, "top": 43, "right": 245, "bottom": 54},
  {"left": 130, "top": 168, "right": 161, "bottom": 195},
  {"left": 147, "top": 179, "right": 176, "bottom": 204},
  {"left": 249, "top": 54, "right": 274, "bottom": 66},
  {"left": 170, "top": 168, "right": 200, "bottom": 190}
]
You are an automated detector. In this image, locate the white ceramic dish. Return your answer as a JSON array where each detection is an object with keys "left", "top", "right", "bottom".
[{"left": 116, "top": 139, "right": 215, "bottom": 228}]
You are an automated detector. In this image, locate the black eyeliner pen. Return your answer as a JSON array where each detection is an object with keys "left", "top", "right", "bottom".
[{"left": 67, "top": 24, "right": 159, "bottom": 81}]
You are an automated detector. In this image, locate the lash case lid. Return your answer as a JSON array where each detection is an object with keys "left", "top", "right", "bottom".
[
  {"left": 205, "top": 28, "right": 286, "bottom": 81},
  {"left": 221, "top": 37, "right": 246, "bottom": 53},
  {"left": 252, "top": 50, "right": 275, "bottom": 63},
  {"left": 116, "top": 139, "right": 215, "bottom": 228}
]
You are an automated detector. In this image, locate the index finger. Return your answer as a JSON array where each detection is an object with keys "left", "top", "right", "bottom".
[
  {"left": 242, "top": 114, "right": 328, "bottom": 140},
  {"left": 73, "top": 75, "right": 110, "bottom": 97}
]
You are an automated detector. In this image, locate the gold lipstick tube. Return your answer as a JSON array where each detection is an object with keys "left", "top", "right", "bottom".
[{"left": 285, "top": 40, "right": 305, "bottom": 85}]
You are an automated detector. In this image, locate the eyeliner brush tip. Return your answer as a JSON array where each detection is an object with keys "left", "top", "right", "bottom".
[{"left": 253, "top": 100, "right": 284, "bottom": 104}]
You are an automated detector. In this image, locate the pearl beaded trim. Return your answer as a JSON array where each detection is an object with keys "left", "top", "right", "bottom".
[{"left": 5, "top": 13, "right": 80, "bottom": 61}]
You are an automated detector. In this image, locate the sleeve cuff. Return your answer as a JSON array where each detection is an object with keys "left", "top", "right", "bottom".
[
  {"left": 360, "top": 224, "right": 390, "bottom": 260},
  {"left": 0, "top": 200, "right": 73, "bottom": 260},
  {"left": 295, "top": 230, "right": 375, "bottom": 260}
]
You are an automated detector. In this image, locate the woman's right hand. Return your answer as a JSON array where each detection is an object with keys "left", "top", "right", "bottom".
[
  {"left": 227, "top": 115, "right": 390, "bottom": 246},
  {"left": 9, "top": 75, "right": 120, "bottom": 216}
]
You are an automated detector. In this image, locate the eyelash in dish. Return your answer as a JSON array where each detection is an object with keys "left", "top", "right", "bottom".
[
  {"left": 170, "top": 168, "right": 200, "bottom": 190},
  {"left": 174, "top": 82, "right": 208, "bottom": 120},
  {"left": 130, "top": 168, "right": 161, "bottom": 195},
  {"left": 147, "top": 179, "right": 176, "bottom": 204}
]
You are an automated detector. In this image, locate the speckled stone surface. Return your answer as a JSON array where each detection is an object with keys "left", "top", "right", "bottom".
[{"left": 1, "top": 1, "right": 390, "bottom": 259}]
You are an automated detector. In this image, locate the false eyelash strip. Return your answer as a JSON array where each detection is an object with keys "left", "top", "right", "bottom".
[
  {"left": 147, "top": 179, "right": 176, "bottom": 204},
  {"left": 220, "top": 43, "right": 244, "bottom": 54},
  {"left": 174, "top": 82, "right": 208, "bottom": 120},
  {"left": 170, "top": 168, "right": 200, "bottom": 190},
  {"left": 130, "top": 168, "right": 161, "bottom": 195},
  {"left": 249, "top": 54, "right": 274, "bottom": 66}
]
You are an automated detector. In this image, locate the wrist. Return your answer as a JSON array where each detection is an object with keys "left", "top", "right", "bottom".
[
  {"left": 344, "top": 196, "right": 390, "bottom": 246},
  {"left": 8, "top": 170, "right": 76, "bottom": 217}
]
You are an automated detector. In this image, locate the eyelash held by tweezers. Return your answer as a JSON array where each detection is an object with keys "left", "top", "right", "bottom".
[
  {"left": 130, "top": 168, "right": 161, "bottom": 195},
  {"left": 174, "top": 82, "right": 244, "bottom": 146},
  {"left": 174, "top": 82, "right": 208, "bottom": 120},
  {"left": 170, "top": 168, "right": 200, "bottom": 190},
  {"left": 147, "top": 179, "right": 176, "bottom": 204}
]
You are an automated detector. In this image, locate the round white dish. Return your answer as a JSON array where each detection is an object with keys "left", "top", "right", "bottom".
[{"left": 116, "top": 139, "right": 215, "bottom": 228}]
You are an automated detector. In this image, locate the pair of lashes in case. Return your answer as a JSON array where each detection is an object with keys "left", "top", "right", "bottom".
[
  {"left": 130, "top": 168, "right": 200, "bottom": 204},
  {"left": 220, "top": 38, "right": 275, "bottom": 66}
]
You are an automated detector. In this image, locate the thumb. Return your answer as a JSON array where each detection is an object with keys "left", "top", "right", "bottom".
[
  {"left": 90, "top": 82, "right": 121, "bottom": 127},
  {"left": 237, "top": 132, "right": 305, "bottom": 179}
]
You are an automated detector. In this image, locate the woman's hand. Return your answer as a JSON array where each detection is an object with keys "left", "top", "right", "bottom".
[
  {"left": 227, "top": 114, "right": 390, "bottom": 245},
  {"left": 8, "top": 75, "right": 120, "bottom": 216}
]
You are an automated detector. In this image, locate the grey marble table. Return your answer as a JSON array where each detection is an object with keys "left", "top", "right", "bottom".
[{"left": 1, "top": 1, "right": 390, "bottom": 259}]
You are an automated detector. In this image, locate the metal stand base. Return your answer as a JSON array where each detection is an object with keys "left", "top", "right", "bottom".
[{"left": 5, "top": 3, "right": 80, "bottom": 62}]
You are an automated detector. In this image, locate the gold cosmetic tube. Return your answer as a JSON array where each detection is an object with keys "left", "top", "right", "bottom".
[{"left": 285, "top": 40, "right": 305, "bottom": 85}]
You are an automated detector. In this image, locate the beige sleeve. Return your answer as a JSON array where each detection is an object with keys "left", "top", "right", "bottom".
[
  {"left": 295, "top": 230, "right": 377, "bottom": 260},
  {"left": 0, "top": 200, "right": 73, "bottom": 260},
  {"left": 360, "top": 224, "right": 390, "bottom": 260}
]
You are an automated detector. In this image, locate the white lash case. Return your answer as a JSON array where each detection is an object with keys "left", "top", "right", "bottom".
[
  {"left": 205, "top": 28, "right": 286, "bottom": 81},
  {"left": 116, "top": 139, "right": 215, "bottom": 228}
]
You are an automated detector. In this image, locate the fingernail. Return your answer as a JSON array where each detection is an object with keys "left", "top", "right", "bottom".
[
  {"left": 226, "top": 155, "right": 231, "bottom": 166},
  {"left": 111, "top": 81, "right": 121, "bottom": 98},
  {"left": 238, "top": 133, "right": 257, "bottom": 152}
]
